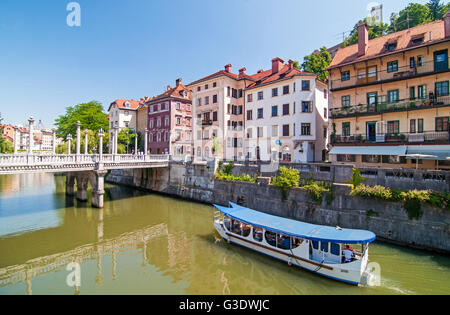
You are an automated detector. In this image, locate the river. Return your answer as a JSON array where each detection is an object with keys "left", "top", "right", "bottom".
[{"left": 0, "top": 173, "right": 448, "bottom": 295}]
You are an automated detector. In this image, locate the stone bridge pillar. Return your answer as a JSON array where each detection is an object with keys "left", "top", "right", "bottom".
[
  {"left": 90, "top": 170, "right": 107, "bottom": 209},
  {"left": 76, "top": 173, "right": 90, "bottom": 202},
  {"left": 65, "top": 170, "right": 107, "bottom": 208},
  {"left": 66, "top": 173, "right": 76, "bottom": 196}
]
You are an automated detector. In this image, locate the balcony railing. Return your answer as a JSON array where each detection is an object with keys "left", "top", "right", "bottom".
[
  {"left": 330, "top": 57, "right": 450, "bottom": 90},
  {"left": 330, "top": 95, "right": 450, "bottom": 119},
  {"left": 331, "top": 131, "right": 450, "bottom": 145}
]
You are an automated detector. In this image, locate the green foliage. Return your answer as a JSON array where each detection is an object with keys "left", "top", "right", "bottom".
[
  {"left": 427, "top": 0, "right": 445, "bottom": 20},
  {"left": 345, "top": 168, "right": 367, "bottom": 188},
  {"left": 404, "top": 198, "right": 423, "bottom": 220},
  {"left": 389, "top": 3, "right": 431, "bottom": 32},
  {"left": 223, "top": 161, "right": 234, "bottom": 176},
  {"left": 117, "top": 128, "right": 140, "bottom": 153},
  {"left": 214, "top": 172, "right": 257, "bottom": 183},
  {"left": 301, "top": 47, "right": 332, "bottom": 82},
  {"left": 302, "top": 182, "right": 330, "bottom": 205},
  {"left": 54, "top": 101, "right": 109, "bottom": 139},
  {"left": 272, "top": 167, "right": 300, "bottom": 200},
  {"left": 0, "top": 135, "right": 13, "bottom": 153}
]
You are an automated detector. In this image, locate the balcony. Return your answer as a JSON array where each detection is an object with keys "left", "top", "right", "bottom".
[
  {"left": 201, "top": 119, "right": 213, "bottom": 126},
  {"left": 330, "top": 57, "right": 450, "bottom": 91},
  {"left": 330, "top": 95, "right": 450, "bottom": 119},
  {"left": 331, "top": 131, "right": 450, "bottom": 145}
]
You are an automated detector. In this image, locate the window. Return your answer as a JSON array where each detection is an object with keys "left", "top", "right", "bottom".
[
  {"left": 283, "top": 85, "right": 289, "bottom": 95},
  {"left": 417, "top": 56, "right": 424, "bottom": 67},
  {"left": 418, "top": 119, "right": 424, "bottom": 133},
  {"left": 150, "top": 119, "right": 154, "bottom": 128},
  {"left": 232, "top": 88, "right": 238, "bottom": 98},
  {"left": 418, "top": 85, "right": 427, "bottom": 99},
  {"left": 257, "top": 108, "right": 263, "bottom": 119},
  {"left": 320, "top": 242, "right": 329, "bottom": 253},
  {"left": 410, "top": 86, "right": 416, "bottom": 100},
  {"left": 257, "top": 127, "right": 263, "bottom": 138},
  {"left": 197, "top": 86, "right": 201, "bottom": 92},
  {"left": 302, "top": 101, "right": 312, "bottom": 113},
  {"left": 324, "top": 108, "right": 328, "bottom": 119},
  {"left": 436, "top": 117, "right": 449, "bottom": 131},
  {"left": 213, "top": 82, "right": 217, "bottom": 88},
  {"left": 342, "top": 95, "right": 350, "bottom": 107},
  {"left": 301, "top": 80, "right": 310, "bottom": 91},
  {"left": 165, "top": 116, "right": 169, "bottom": 126},
  {"left": 247, "top": 93, "right": 253, "bottom": 102},
  {"left": 271, "top": 125, "right": 278, "bottom": 137},
  {"left": 342, "top": 122, "right": 350, "bottom": 136},
  {"left": 213, "top": 94, "right": 218, "bottom": 103},
  {"left": 387, "top": 121, "right": 400, "bottom": 134},
  {"left": 238, "top": 89, "right": 243, "bottom": 98},
  {"left": 277, "top": 234, "right": 291, "bottom": 250},
  {"left": 272, "top": 88, "right": 278, "bottom": 97},
  {"left": 410, "top": 119, "right": 416, "bottom": 133},
  {"left": 282, "top": 104, "right": 289, "bottom": 116},
  {"left": 436, "top": 81, "right": 449, "bottom": 97},
  {"left": 247, "top": 128, "right": 253, "bottom": 139},
  {"left": 176, "top": 102, "right": 181, "bottom": 110},
  {"left": 213, "top": 111, "right": 218, "bottom": 121},
  {"left": 157, "top": 117, "right": 161, "bottom": 127},
  {"left": 341, "top": 71, "right": 350, "bottom": 81},
  {"left": 387, "top": 61, "right": 398, "bottom": 73},
  {"left": 247, "top": 110, "right": 253, "bottom": 120},
  {"left": 205, "top": 96, "right": 209, "bottom": 105},
  {"left": 337, "top": 154, "right": 356, "bottom": 162},
  {"left": 253, "top": 227, "right": 263, "bottom": 242},
  {"left": 265, "top": 230, "right": 277, "bottom": 247},
  {"left": 227, "top": 87, "right": 231, "bottom": 97},
  {"left": 282, "top": 124, "right": 289, "bottom": 137},
  {"left": 410, "top": 57, "right": 415, "bottom": 69},
  {"left": 324, "top": 89, "right": 328, "bottom": 99},
  {"left": 124, "top": 121, "right": 129, "bottom": 128},
  {"left": 331, "top": 243, "right": 340, "bottom": 256},
  {"left": 301, "top": 123, "right": 311, "bottom": 136},
  {"left": 197, "top": 98, "right": 202, "bottom": 106},
  {"left": 258, "top": 91, "right": 264, "bottom": 100},
  {"left": 386, "top": 42, "right": 397, "bottom": 51},
  {"left": 205, "top": 84, "right": 208, "bottom": 90},
  {"left": 388, "top": 90, "right": 399, "bottom": 103},
  {"left": 271, "top": 105, "right": 278, "bottom": 117}
]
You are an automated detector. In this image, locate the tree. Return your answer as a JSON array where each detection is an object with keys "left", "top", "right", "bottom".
[
  {"left": 117, "top": 128, "right": 140, "bottom": 154},
  {"left": 427, "top": 0, "right": 445, "bottom": 20},
  {"left": 389, "top": 3, "right": 431, "bottom": 32},
  {"left": 343, "top": 17, "right": 389, "bottom": 47},
  {"left": 0, "top": 135, "right": 13, "bottom": 153},
  {"left": 442, "top": 2, "right": 450, "bottom": 15},
  {"left": 55, "top": 101, "right": 109, "bottom": 139},
  {"left": 301, "top": 47, "right": 332, "bottom": 82}
]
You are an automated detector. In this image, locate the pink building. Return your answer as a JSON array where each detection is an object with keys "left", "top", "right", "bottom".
[{"left": 146, "top": 78, "right": 193, "bottom": 155}]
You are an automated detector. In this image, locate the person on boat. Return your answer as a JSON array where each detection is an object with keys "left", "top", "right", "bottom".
[{"left": 343, "top": 245, "right": 355, "bottom": 263}]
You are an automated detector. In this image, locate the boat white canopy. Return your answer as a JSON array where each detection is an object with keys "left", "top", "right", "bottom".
[{"left": 214, "top": 203, "right": 376, "bottom": 244}]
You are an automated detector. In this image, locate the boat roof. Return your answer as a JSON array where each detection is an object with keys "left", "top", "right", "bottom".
[{"left": 214, "top": 203, "right": 376, "bottom": 244}]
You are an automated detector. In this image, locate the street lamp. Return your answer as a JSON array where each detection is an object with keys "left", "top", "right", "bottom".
[{"left": 126, "top": 130, "right": 129, "bottom": 154}]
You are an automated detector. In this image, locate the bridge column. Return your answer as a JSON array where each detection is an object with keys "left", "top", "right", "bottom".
[
  {"left": 76, "top": 174, "right": 89, "bottom": 202},
  {"left": 91, "top": 170, "right": 107, "bottom": 208},
  {"left": 52, "top": 128, "right": 56, "bottom": 154},
  {"left": 67, "top": 134, "right": 72, "bottom": 155},
  {"left": 84, "top": 129, "right": 88, "bottom": 154},
  {"left": 66, "top": 173, "right": 76, "bottom": 196},
  {"left": 76, "top": 121, "right": 81, "bottom": 159},
  {"left": 98, "top": 129, "right": 104, "bottom": 161},
  {"left": 114, "top": 127, "right": 119, "bottom": 155},
  {"left": 28, "top": 116, "right": 34, "bottom": 155},
  {"left": 134, "top": 129, "right": 138, "bottom": 155}
]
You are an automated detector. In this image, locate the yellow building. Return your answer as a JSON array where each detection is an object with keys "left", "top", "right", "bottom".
[{"left": 327, "top": 13, "right": 450, "bottom": 170}]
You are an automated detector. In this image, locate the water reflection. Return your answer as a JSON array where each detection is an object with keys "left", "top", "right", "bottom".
[{"left": 0, "top": 174, "right": 449, "bottom": 295}]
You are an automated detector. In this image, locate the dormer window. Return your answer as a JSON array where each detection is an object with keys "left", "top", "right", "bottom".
[
  {"left": 412, "top": 37, "right": 424, "bottom": 45},
  {"left": 386, "top": 42, "right": 397, "bottom": 52},
  {"left": 125, "top": 101, "right": 130, "bottom": 108}
]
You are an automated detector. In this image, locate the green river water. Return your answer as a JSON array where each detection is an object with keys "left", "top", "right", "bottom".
[{"left": 0, "top": 173, "right": 449, "bottom": 295}]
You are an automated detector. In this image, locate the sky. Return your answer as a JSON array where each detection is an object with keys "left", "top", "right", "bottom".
[{"left": 0, "top": 0, "right": 431, "bottom": 127}]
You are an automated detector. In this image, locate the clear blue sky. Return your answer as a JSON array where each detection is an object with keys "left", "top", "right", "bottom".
[{"left": 0, "top": 0, "right": 430, "bottom": 127}]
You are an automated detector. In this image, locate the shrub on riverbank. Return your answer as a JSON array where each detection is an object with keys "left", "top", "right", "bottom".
[
  {"left": 272, "top": 167, "right": 300, "bottom": 200},
  {"left": 301, "top": 182, "right": 331, "bottom": 205},
  {"left": 214, "top": 172, "right": 257, "bottom": 183}
]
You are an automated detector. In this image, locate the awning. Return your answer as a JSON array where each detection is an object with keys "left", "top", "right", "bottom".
[
  {"left": 329, "top": 145, "right": 407, "bottom": 156},
  {"left": 406, "top": 145, "right": 450, "bottom": 161},
  {"left": 214, "top": 203, "right": 376, "bottom": 244}
]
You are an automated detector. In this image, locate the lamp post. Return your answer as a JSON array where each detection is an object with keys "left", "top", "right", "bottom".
[
  {"left": 28, "top": 116, "right": 35, "bottom": 155},
  {"left": 52, "top": 128, "right": 56, "bottom": 154},
  {"left": 84, "top": 130, "right": 88, "bottom": 154},
  {"left": 76, "top": 121, "right": 81, "bottom": 156},
  {"left": 67, "top": 134, "right": 72, "bottom": 155},
  {"left": 126, "top": 130, "right": 129, "bottom": 154},
  {"left": 134, "top": 129, "right": 138, "bottom": 155}
]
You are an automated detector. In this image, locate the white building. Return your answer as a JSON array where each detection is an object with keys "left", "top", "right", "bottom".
[
  {"left": 108, "top": 99, "right": 141, "bottom": 152},
  {"left": 244, "top": 58, "right": 329, "bottom": 163}
]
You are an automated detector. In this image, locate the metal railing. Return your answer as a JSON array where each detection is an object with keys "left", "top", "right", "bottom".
[
  {"left": 330, "top": 95, "right": 450, "bottom": 118},
  {"left": 330, "top": 57, "right": 450, "bottom": 90},
  {"left": 331, "top": 131, "right": 450, "bottom": 145}
]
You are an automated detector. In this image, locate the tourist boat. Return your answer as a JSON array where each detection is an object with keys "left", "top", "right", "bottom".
[{"left": 213, "top": 202, "right": 376, "bottom": 285}]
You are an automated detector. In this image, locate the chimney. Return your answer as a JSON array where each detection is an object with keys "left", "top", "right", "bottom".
[
  {"left": 257, "top": 69, "right": 263, "bottom": 74},
  {"left": 272, "top": 57, "right": 284, "bottom": 74},
  {"left": 176, "top": 78, "right": 182, "bottom": 86},
  {"left": 224, "top": 64, "right": 232, "bottom": 73},
  {"left": 167, "top": 85, "right": 171, "bottom": 91},
  {"left": 239, "top": 67, "right": 246, "bottom": 76},
  {"left": 288, "top": 60, "right": 294, "bottom": 69},
  {"left": 357, "top": 21, "right": 369, "bottom": 57},
  {"left": 444, "top": 11, "right": 450, "bottom": 38}
]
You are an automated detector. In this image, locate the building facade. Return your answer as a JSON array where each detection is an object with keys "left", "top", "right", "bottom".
[
  {"left": 108, "top": 99, "right": 140, "bottom": 152},
  {"left": 244, "top": 58, "right": 329, "bottom": 163},
  {"left": 189, "top": 64, "right": 247, "bottom": 160},
  {"left": 328, "top": 13, "right": 450, "bottom": 169},
  {"left": 145, "top": 78, "right": 192, "bottom": 156}
]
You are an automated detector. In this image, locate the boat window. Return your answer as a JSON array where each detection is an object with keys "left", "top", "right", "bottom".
[
  {"left": 330, "top": 243, "right": 340, "bottom": 256},
  {"left": 277, "top": 234, "right": 291, "bottom": 250},
  {"left": 224, "top": 216, "right": 231, "bottom": 231},
  {"left": 291, "top": 237, "right": 304, "bottom": 249},
  {"left": 312, "top": 240, "right": 319, "bottom": 250},
  {"left": 265, "top": 230, "right": 277, "bottom": 247},
  {"left": 231, "top": 219, "right": 242, "bottom": 235},
  {"left": 321, "top": 242, "right": 329, "bottom": 253},
  {"left": 253, "top": 227, "right": 263, "bottom": 242},
  {"left": 242, "top": 224, "right": 251, "bottom": 237}
]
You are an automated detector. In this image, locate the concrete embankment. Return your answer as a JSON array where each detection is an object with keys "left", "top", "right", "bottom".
[{"left": 106, "top": 161, "right": 450, "bottom": 254}]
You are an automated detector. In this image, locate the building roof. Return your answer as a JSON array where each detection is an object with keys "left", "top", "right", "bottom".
[
  {"left": 146, "top": 82, "right": 192, "bottom": 104},
  {"left": 246, "top": 64, "right": 315, "bottom": 90},
  {"left": 108, "top": 99, "right": 141, "bottom": 112},
  {"left": 329, "top": 20, "right": 447, "bottom": 69},
  {"left": 188, "top": 70, "right": 239, "bottom": 86}
]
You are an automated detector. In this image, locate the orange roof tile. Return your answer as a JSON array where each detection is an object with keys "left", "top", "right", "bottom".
[
  {"left": 147, "top": 82, "right": 192, "bottom": 104},
  {"left": 329, "top": 20, "right": 447, "bottom": 69}
]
